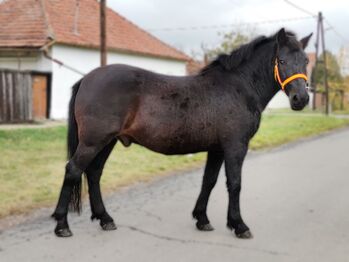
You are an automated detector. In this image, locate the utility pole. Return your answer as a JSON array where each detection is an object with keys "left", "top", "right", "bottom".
[
  {"left": 312, "top": 11, "right": 330, "bottom": 115},
  {"left": 319, "top": 12, "right": 330, "bottom": 115},
  {"left": 312, "top": 13, "right": 321, "bottom": 110},
  {"left": 100, "top": 0, "right": 107, "bottom": 66}
]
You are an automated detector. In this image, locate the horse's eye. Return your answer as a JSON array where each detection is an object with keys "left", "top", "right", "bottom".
[
  {"left": 279, "top": 59, "right": 285, "bottom": 65},
  {"left": 305, "top": 58, "right": 309, "bottom": 64}
]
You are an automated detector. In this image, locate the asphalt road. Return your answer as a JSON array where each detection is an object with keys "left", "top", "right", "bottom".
[{"left": 1, "top": 129, "right": 349, "bottom": 262}]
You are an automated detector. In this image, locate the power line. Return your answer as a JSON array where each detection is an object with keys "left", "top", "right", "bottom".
[
  {"left": 324, "top": 19, "right": 349, "bottom": 44},
  {"left": 283, "top": 0, "right": 317, "bottom": 17},
  {"left": 284, "top": 0, "right": 348, "bottom": 44},
  {"left": 147, "top": 16, "right": 314, "bottom": 32}
]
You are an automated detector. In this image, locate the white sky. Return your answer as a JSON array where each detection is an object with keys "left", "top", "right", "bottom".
[{"left": 108, "top": 0, "right": 349, "bottom": 58}]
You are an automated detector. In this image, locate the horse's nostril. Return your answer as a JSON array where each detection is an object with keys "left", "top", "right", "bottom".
[{"left": 292, "top": 94, "right": 299, "bottom": 103}]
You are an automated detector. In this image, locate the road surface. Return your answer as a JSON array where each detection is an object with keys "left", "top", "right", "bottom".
[{"left": 1, "top": 129, "right": 349, "bottom": 262}]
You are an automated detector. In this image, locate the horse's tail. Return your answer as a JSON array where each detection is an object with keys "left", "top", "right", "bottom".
[{"left": 67, "top": 79, "right": 83, "bottom": 213}]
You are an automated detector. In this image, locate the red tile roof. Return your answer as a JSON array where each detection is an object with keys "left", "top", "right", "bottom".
[
  {"left": 0, "top": 0, "right": 189, "bottom": 61},
  {"left": 0, "top": 0, "right": 48, "bottom": 47},
  {"left": 186, "top": 59, "right": 205, "bottom": 75}
]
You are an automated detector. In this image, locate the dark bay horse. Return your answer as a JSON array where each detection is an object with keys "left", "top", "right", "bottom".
[{"left": 52, "top": 28, "right": 312, "bottom": 238}]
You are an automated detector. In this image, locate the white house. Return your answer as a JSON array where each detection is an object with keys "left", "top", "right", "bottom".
[{"left": 0, "top": 0, "right": 189, "bottom": 121}]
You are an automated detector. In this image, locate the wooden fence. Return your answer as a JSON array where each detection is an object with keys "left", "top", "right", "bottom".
[{"left": 0, "top": 70, "right": 32, "bottom": 122}]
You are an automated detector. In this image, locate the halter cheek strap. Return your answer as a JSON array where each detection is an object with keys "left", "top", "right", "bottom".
[{"left": 274, "top": 59, "right": 308, "bottom": 91}]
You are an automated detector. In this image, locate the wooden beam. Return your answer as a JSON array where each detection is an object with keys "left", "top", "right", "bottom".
[
  {"left": 100, "top": 0, "right": 107, "bottom": 66},
  {"left": 319, "top": 12, "right": 330, "bottom": 115}
]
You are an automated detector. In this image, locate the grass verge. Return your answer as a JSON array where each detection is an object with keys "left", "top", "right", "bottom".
[{"left": 0, "top": 114, "right": 349, "bottom": 218}]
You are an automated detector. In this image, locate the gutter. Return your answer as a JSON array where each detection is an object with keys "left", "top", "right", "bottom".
[{"left": 41, "top": 39, "right": 85, "bottom": 76}]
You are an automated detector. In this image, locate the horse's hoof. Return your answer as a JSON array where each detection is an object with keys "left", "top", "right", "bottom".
[
  {"left": 235, "top": 230, "right": 253, "bottom": 239},
  {"left": 55, "top": 228, "right": 73, "bottom": 237},
  {"left": 101, "top": 221, "right": 117, "bottom": 231},
  {"left": 196, "top": 222, "right": 214, "bottom": 231}
]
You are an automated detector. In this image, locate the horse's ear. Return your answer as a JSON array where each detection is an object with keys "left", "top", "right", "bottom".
[
  {"left": 300, "top": 33, "right": 313, "bottom": 49},
  {"left": 276, "top": 28, "right": 287, "bottom": 47}
]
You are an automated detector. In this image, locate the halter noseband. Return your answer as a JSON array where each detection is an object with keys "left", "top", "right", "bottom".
[{"left": 274, "top": 59, "right": 308, "bottom": 91}]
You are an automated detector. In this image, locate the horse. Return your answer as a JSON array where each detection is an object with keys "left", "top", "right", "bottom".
[{"left": 52, "top": 28, "right": 312, "bottom": 238}]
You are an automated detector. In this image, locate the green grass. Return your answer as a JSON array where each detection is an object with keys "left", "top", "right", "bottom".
[
  {"left": 250, "top": 114, "right": 349, "bottom": 149},
  {"left": 1, "top": 114, "right": 349, "bottom": 218},
  {"left": 266, "top": 107, "right": 349, "bottom": 115}
]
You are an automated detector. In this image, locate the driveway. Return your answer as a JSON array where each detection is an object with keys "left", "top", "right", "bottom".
[{"left": 1, "top": 129, "right": 349, "bottom": 262}]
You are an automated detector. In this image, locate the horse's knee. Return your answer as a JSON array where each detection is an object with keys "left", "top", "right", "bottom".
[
  {"left": 86, "top": 168, "right": 102, "bottom": 184},
  {"left": 226, "top": 181, "right": 241, "bottom": 195},
  {"left": 205, "top": 178, "right": 218, "bottom": 189}
]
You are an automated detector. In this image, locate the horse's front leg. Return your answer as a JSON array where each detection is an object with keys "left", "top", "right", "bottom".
[
  {"left": 224, "top": 142, "right": 252, "bottom": 239},
  {"left": 192, "top": 150, "right": 224, "bottom": 231}
]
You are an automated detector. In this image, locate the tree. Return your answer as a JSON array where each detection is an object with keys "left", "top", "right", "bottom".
[
  {"left": 313, "top": 51, "right": 343, "bottom": 90},
  {"left": 341, "top": 75, "right": 349, "bottom": 110},
  {"left": 312, "top": 51, "right": 345, "bottom": 110},
  {"left": 344, "top": 76, "right": 349, "bottom": 92},
  {"left": 202, "top": 29, "right": 256, "bottom": 61}
]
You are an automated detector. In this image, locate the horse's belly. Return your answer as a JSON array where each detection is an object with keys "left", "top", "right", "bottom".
[
  {"left": 119, "top": 95, "right": 218, "bottom": 154},
  {"left": 122, "top": 123, "right": 217, "bottom": 155},
  {"left": 148, "top": 136, "right": 212, "bottom": 155},
  {"left": 136, "top": 136, "right": 212, "bottom": 155}
]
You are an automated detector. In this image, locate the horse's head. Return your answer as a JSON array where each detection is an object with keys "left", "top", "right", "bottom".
[{"left": 274, "top": 28, "right": 312, "bottom": 111}]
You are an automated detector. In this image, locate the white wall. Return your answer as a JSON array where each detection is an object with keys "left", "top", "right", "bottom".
[
  {"left": 0, "top": 52, "right": 52, "bottom": 72},
  {"left": 267, "top": 88, "right": 313, "bottom": 109},
  {"left": 50, "top": 44, "right": 187, "bottom": 119},
  {"left": 267, "top": 91, "right": 290, "bottom": 108}
]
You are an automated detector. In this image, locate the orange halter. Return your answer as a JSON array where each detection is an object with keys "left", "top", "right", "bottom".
[{"left": 274, "top": 59, "right": 308, "bottom": 91}]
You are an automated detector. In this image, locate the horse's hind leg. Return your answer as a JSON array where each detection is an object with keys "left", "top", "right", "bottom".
[
  {"left": 52, "top": 160, "right": 83, "bottom": 237},
  {"left": 192, "top": 151, "right": 223, "bottom": 231},
  {"left": 86, "top": 139, "right": 117, "bottom": 231},
  {"left": 53, "top": 140, "right": 111, "bottom": 237}
]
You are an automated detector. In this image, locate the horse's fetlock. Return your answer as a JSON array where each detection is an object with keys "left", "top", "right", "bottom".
[
  {"left": 193, "top": 210, "right": 209, "bottom": 224},
  {"left": 227, "top": 219, "right": 248, "bottom": 233}
]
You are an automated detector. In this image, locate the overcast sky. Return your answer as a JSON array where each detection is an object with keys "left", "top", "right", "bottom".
[{"left": 108, "top": 0, "right": 349, "bottom": 58}]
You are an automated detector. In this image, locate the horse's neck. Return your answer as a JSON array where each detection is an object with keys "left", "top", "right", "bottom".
[{"left": 243, "top": 47, "right": 279, "bottom": 111}]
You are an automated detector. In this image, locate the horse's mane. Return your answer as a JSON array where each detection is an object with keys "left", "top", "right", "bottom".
[{"left": 200, "top": 30, "right": 299, "bottom": 74}]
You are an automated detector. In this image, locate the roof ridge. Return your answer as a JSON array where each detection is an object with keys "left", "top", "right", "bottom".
[
  {"left": 38, "top": 0, "right": 55, "bottom": 41},
  {"left": 106, "top": 5, "right": 190, "bottom": 60}
]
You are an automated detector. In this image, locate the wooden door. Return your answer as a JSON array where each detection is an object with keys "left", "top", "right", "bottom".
[{"left": 32, "top": 75, "right": 47, "bottom": 120}]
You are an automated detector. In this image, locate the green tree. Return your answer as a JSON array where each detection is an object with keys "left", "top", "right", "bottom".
[
  {"left": 203, "top": 29, "right": 255, "bottom": 61},
  {"left": 313, "top": 51, "right": 345, "bottom": 110},
  {"left": 313, "top": 51, "right": 343, "bottom": 90},
  {"left": 344, "top": 76, "right": 349, "bottom": 91}
]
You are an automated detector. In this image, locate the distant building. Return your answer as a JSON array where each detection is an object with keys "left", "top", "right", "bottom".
[
  {"left": 338, "top": 46, "right": 349, "bottom": 76},
  {"left": 0, "top": 0, "right": 189, "bottom": 122}
]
